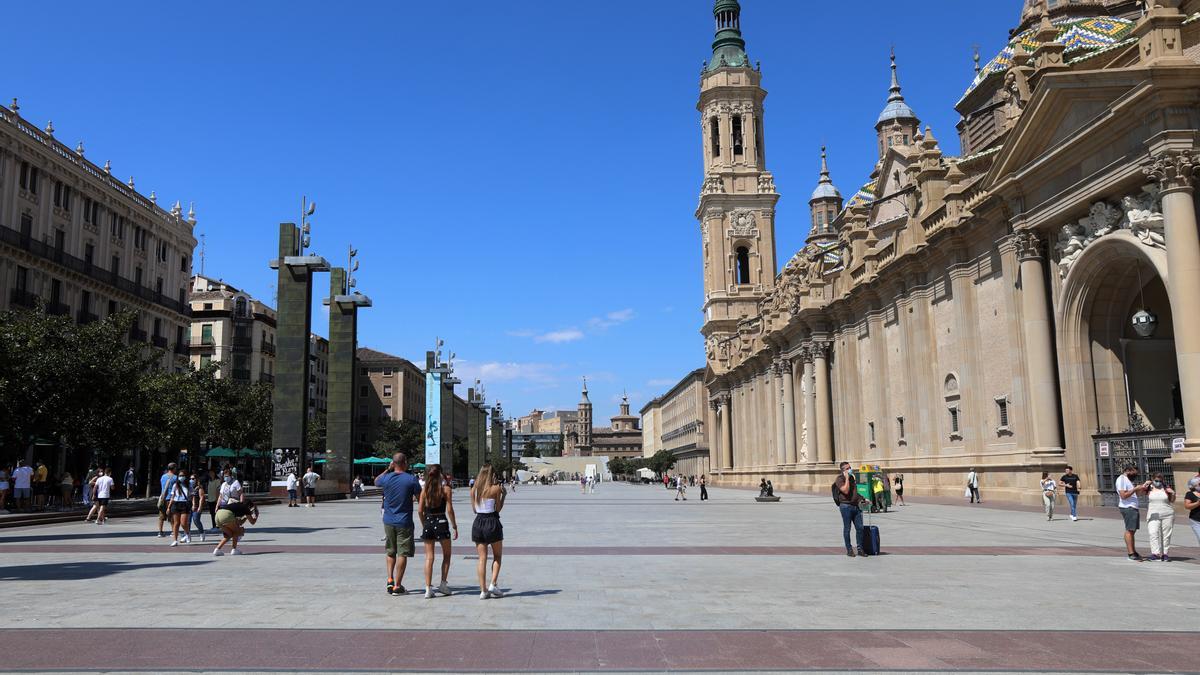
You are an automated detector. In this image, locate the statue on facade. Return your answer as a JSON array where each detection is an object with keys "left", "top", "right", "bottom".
[{"left": 1122, "top": 186, "right": 1166, "bottom": 249}]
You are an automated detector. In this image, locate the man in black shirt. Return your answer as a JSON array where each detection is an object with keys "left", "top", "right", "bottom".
[
  {"left": 834, "top": 461, "right": 866, "bottom": 557},
  {"left": 1184, "top": 476, "right": 1200, "bottom": 546},
  {"left": 1060, "top": 466, "right": 1082, "bottom": 521}
]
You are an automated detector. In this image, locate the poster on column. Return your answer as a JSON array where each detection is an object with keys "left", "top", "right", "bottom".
[{"left": 425, "top": 371, "right": 441, "bottom": 465}]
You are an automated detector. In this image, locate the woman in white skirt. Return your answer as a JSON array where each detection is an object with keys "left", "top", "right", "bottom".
[
  {"left": 1039, "top": 472, "right": 1057, "bottom": 521},
  {"left": 1146, "top": 472, "right": 1176, "bottom": 561}
]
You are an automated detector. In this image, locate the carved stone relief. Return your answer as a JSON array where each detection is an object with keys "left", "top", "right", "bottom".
[{"left": 1053, "top": 186, "right": 1165, "bottom": 277}]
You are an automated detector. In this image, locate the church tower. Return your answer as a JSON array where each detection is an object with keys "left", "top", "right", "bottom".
[
  {"left": 576, "top": 377, "right": 593, "bottom": 455},
  {"left": 807, "top": 146, "right": 842, "bottom": 243},
  {"left": 875, "top": 49, "right": 920, "bottom": 158},
  {"left": 697, "top": 0, "right": 779, "bottom": 341}
]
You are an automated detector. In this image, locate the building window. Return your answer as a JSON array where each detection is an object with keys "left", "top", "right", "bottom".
[
  {"left": 181, "top": 255, "right": 189, "bottom": 272},
  {"left": 19, "top": 162, "right": 38, "bottom": 194},
  {"left": 203, "top": 302, "right": 213, "bottom": 310},
  {"left": 135, "top": 267, "right": 143, "bottom": 288},
  {"left": 897, "top": 416, "right": 906, "bottom": 441},
  {"left": 201, "top": 324, "right": 213, "bottom": 345},
  {"left": 107, "top": 299, "right": 117, "bottom": 316},
  {"left": 153, "top": 317, "right": 162, "bottom": 338},
  {"left": 20, "top": 213, "right": 32, "bottom": 238},
  {"left": 735, "top": 246, "right": 751, "bottom": 285},
  {"left": 709, "top": 117, "right": 720, "bottom": 159},
  {"left": 731, "top": 114, "right": 744, "bottom": 156},
  {"left": 200, "top": 355, "right": 212, "bottom": 368},
  {"left": 84, "top": 242, "right": 94, "bottom": 266},
  {"left": 868, "top": 421, "right": 875, "bottom": 444},
  {"left": 111, "top": 256, "right": 120, "bottom": 276},
  {"left": 383, "top": 384, "right": 393, "bottom": 397},
  {"left": 383, "top": 405, "right": 392, "bottom": 419},
  {"left": 383, "top": 368, "right": 393, "bottom": 376},
  {"left": 996, "top": 396, "right": 1011, "bottom": 433},
  {"left": 359, "top": 385, "right": 368, "bottom": 398},
  {"left": 949, "top": 406, "right": 960, "bottom": 439}
]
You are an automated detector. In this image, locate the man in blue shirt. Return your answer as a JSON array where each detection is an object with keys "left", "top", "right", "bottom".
[
  {"left": 374, "top": 453, "right": 421, "bottom": 596},
  {"left": 157, "top": 463, "right": 177, "bottom": 538}
]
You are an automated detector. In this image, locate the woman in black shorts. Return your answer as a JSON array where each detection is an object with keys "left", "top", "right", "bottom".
[
  {"left": 893, "top": 474, "right": 905, "bottom": 506},
  {"left": 470, "top": 464, "right": 506, "bottom": 599},
  {"left": 417, "top": 463, "right": 457, "bottom": 599}
]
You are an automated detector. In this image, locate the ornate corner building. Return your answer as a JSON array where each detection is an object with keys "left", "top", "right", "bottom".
[{"left": 697, "top": 0, "right": 1200, "bottom": 504}]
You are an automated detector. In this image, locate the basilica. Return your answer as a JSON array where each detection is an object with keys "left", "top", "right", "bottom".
[{"left": 697, "top": 0, "right": 1200, "bottom": 504}]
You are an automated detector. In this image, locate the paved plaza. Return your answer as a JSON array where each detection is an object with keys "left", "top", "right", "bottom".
[{"left": 0, "top": 482, "right": 1197, "bottom": 673}]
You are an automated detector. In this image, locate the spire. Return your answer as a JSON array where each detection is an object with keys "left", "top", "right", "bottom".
[
  {"left": 876, "top": 48, "right": 918, "bottom": 127},
  {"left": 810, "top": 145, "right": 841, "bottom": 202},
  {"left": 580, "top": 376, "right": 590, "bottom": 404},
  {"left": 706, "top": 0, "right": 750, "bottom": 72}
]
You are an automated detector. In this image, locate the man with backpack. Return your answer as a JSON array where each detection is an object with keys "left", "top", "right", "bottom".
[{"left": 833, "top": 461, "right": 868, "bottom": 557}]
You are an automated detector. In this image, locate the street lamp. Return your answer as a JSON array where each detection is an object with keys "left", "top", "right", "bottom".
[{"left": 300, "top": 195, "right": 316, "bottom": 254}]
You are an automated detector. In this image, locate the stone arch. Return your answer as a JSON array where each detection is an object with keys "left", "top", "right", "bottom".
[{"left": 1056, "top": 231, "right": 1173, "bottom": 465}]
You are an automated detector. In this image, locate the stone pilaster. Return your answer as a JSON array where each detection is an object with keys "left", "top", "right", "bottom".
[
  {"left": 772, "top": 360, "right": 785, "bottom": 466},
  {"left": 325, "top": 267, "right": 358, "bottom": 490},
  {"left": 1144, "top": 148, "right": 1200, "bottom": 482},
  {"left": 270, "top": 223, "right": 313, "bottom": 475},
  {"left": 1014, "top": 231, "right": 1065, "bottom": 456},
  {"left": 802, "top": 348, "right": 817, "bottom": 465},
  {"left": 813, "top": 342, "right": 834, "bottom": 464},
  {"left": 781, "top": 358, "right": 797, "bottom": 464}
]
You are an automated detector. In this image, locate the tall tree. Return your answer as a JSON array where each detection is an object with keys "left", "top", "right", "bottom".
[{"left": 372, "top": 418, "right": 423, "bottom": 462}]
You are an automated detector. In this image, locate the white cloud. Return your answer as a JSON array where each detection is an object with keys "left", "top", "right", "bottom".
[
  {"left": 535, "top": 328, "right": 584, "bottom": 344},
  {"left": 454, "top": 360, "right": 560, "bottom": 386},
  {"left": 588, "top": 308, "right": 635, "bottom": 330},
  {"left": 646, "top": 378, "right": 675, "bottom": 387}
]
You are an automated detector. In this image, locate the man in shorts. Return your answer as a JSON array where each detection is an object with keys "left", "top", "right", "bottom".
[
  {"left": 12, "top": 460, "right": 33, "bottom": 512},
  {"left": 302, "top": 466, "right": 320, "bottom": 507},
  {"left": 286, "top": 470, "right": 299, "bottom": 507},
  {"left": 374, "top": 453, "right": 421, "bottom": 596},
  {"left": 1115, "top": 464, "right": 1150, "bottom": 561},
  {"left": 93, "top": 468, "right": 114, "bottom": 524},
  {"left": 157, "top": 463, "right": 177, "bottom": 537}
]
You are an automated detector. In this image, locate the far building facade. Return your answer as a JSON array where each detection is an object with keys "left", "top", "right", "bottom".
[
  {"left": 308, "top": 333, "right": 329, "bottom": 419},
  {"left": 642, "top": 369, "right": 711, "bottom": 477},
  {"left": 188, "top": 274, "right": 276, "bottom": 384},
  {"left": 697, "top": 0, "right": 1200, "bottom": 504}
]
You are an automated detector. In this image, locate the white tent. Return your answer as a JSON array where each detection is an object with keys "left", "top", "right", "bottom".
[{"left": 636, "top": 467, "right": 656, "bottom": 478}]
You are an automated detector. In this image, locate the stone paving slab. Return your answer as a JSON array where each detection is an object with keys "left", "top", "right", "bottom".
[{"left": 0, "top": 483, "right": 1197, "bottom": 672}]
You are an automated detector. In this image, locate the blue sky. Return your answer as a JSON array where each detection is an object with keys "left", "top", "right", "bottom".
[{"left": 8, "top": 1, "right": 1017, "bottom": 419}]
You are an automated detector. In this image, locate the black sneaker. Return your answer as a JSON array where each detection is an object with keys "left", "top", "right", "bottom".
[
  {"left": 1127, "top": 553, "right": 1142, "bottom": 562},
  {"left": 387, "top": 579, "right": 395, "bottom": 595},
  {"left": 857, "top": 548, "right": 869, "bottom": 557},
  {"left": 391, "top": 585, "right": 406, "bottom": 596},
  {"left": 846, "top": 549, "right": 856, "bottom": 557}
]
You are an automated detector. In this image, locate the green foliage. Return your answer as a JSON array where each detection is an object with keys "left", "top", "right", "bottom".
[
  {"left": 372, "top": 418, "right": 423, "bottom": 463},
  {"left": 306, "top": 411, "right": 327, "bottom": 455},
  {"left": 0, "top": 307, "right": 273, "bottom": 461},
  {"left": 489, "top": 455, "right": 527, "bottom": 479},
  {"left": 522, "top": 438, "right": 541, "bottom": 458},
  {"left": 644, "top": 449, "right": 677, "bottom": 476}
]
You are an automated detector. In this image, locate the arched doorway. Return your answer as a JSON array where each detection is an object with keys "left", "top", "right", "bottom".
[{"left": 1057, "top": 232, "right": 1182, "bottom": 504}]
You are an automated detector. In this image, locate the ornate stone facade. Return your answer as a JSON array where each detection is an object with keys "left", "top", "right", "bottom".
[{"left": 697, "top": 0, "right": 1200, "bottom": 504}]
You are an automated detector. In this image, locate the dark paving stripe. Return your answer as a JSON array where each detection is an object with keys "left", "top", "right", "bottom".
[
  {"left": 0, "top": 628, "right": 1195, "bottom": 672},
  {"left": 1, "top": 543, "right": 1197, "bottom": 560}
]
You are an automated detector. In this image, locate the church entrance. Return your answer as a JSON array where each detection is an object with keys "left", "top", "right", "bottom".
[{"left": 1057, "top": 231, "right": 1184, "bottom": 505}]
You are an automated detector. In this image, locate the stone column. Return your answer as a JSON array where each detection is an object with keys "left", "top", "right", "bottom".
[
  {"left": 782, "top": 359, "right": 797, "bottom": 464},
  {"left": 772, "top": 362, "right": 785, "bottom": 466},
  {"left": 813, "top": 341, "right": 834, "bottom": 464},
  {"left": 270, "top": 223, "right": 320, "bottom": 479},
  {"left": 802, "top": 348, "right": 817, "bottom": 464},
  {"left": 721, "top": 394, "right": 734, "bottom": 469},
  {"left": 325, "top": 267, "right": 360, "bottom": 491},
  {"left": 1014, "top": 231, "right": 1064, "bottom": 453},
  {"left": 1146, "top": 149, "right": 1200, "bottom": 464}
]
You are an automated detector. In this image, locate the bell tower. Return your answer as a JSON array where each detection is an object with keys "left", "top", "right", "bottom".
[{"left": 697, "top": 0, "right": 779, "bottom": 341}]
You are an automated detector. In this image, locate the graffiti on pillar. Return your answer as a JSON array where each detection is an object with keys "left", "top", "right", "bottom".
[
  {"left": 426, "top": 371, "right": 442, "bottom": 465},
  {"left": 272, "top": 448, "right": 299, "bottom": 481}
]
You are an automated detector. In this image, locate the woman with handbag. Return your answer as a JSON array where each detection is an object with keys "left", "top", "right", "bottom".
[
  {"left": 1040, "top": 472, "right": 1057, "bottom": 521},
  {"left": 417, "top": 463, "right": 457, "bottom": 599}
]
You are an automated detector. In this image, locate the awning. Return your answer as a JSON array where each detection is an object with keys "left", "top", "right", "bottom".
[{"left": 353, "top": 457, "right": 391, "bottom": 465}]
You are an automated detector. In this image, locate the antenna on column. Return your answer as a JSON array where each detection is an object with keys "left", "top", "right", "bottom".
[{"left": 200, "top": 233, "right": 206, "bottom": 276}]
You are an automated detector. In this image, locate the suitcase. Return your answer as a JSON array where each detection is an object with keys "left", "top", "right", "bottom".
[{"left": 862, "top": 524, "right": 881, "bottom": 556}]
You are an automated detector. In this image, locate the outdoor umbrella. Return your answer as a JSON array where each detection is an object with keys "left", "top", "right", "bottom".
[
  {"left": 410, "top": 463, "right": 426, "bottom": 470},
  {"left": 353, "top": 457, "right": 391, "bottom": 465},
  {"left": 205, "top": 447, "right": 237, "bottom": 458}
]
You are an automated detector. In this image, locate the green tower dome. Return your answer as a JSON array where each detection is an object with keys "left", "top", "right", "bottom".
[{"left": 707, "top": 0, "right": 750, "bottom": 72}]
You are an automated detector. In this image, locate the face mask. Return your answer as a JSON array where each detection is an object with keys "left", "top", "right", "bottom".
[
  {"left": 224, "top": 476, "right": 233, "bottom": 484},
  {"left": 1153, "top": 480, "right": 1163, "bottom": 488}
]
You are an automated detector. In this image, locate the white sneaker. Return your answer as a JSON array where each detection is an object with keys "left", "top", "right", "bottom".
[
  {"left": 200, "top": 533, "right": 206, "bottom": 542},
  {"left": 479, "top": 590, "right": 490, "bottom": 600},
  {"left": 169, "top": 540, "right": 179, "bottom": 547},
  {"left": 424, "top": 587, "right": 435, "bottom": 599},
  {"left": 230, "top": 548, "right": 243, "bottom": 555},
  {"left": 1071, "top": 515, "right": 1078, "bottom": 521},
  {"left": 487, "top": 584, "right": 503, "bottom": 598},
  {"left": 438, "top": 581, "right": 451, "bottom": 596},
  {"left": 212, "top": 548, "right": 224, "bottom": 556},
  {"left": 182, "top": 535, "right": 191, "bottom": 544},
  {"left": 156, "top": 533, "right": 165, "bottom": 538}
]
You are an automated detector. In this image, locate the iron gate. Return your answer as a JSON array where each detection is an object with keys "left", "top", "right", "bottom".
[{"left": 1093, "top": 429, "right": 1184, "bottom": 507}]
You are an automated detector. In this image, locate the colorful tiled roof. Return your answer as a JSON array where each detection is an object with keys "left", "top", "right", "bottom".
[
  {"left": 844, "top": 181, "right": 876, "bottom": 211},
  {"left": 962, "top": 16, "right": 1135, "bottom": 98}
]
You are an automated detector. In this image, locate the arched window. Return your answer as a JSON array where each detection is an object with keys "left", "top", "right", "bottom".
[
  {"left": 709, "top": 117, "right": 720, "bottom": 160},
  {"left": 235, "top": 296, "right": 249, "bottom": 318},
  {"left": 735, "top": 247, "right": 751, "bottom": 285}
]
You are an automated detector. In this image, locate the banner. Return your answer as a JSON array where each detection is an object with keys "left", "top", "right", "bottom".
[
  {"left": 425, "top": 371, "right": 441, "bottom": 465},
  {"left": 272, "top": 448, "right": 299, "bottom": 481}
]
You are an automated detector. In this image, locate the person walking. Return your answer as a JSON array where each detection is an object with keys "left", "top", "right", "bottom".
[
  {"left": 374, "top": 453, "right": 421, "bottom": 596},
  {"left": 674, "top": 475, "right": 687, "bottom": 501},
  {"left": 893, "top": 474, "right": 905, "bottom": 506},
  {"left": 1115, "top": 464, "right": 1149, "bottom": 561},
  {"left": 205, "top": 470, "right": 221, "bottom": 529},
  {"left": 85, "top": 469, "right": 114, "bottom": 524},
  {"left": 834, "top": 461, "right": 867, "bottom": 557},
  {"left": 190, "top": 474, "right": 207, "bottom": 542},
  {"left": 11, "top": 460, "right": 33, "bottom": 512},
  {"left": 1184, "top": 477, "right": 1200, "bottom": 546},
  {"left": 82, "top": 465, "right": 97, "bottom": 509},
  {"left": 1145, "top": 473, "right": 1176, "bottom": 562},
  {"left": 123, "top": 466, "right": 136, "bottom": 500},
  {"left": 699, "top": 475, "right": 709, "bottom": 501},
  {"left": 167, "top": 472, "right": 191, "bottom": 547},
  {"left": 217, "top": 469, "right": 242, "bottom": 510},
  {"left": 471, "top": 464, "right": 505, "bottom": 599},
  {"left": 59, "top": 472, "right": 75, "bottom": 512},
  {"left": 286, "top": 471, "right": 299, "bottom": 507},
  {"left": 1040, "top": 472, "right": 1057, "bottom": 521},
  {"left": 1060, "top": 466, "right": 1081, "bottom": 521},
  {"left": 352, "top": 476, "right": 364, "bottom": 499},
  {"left": 966, "top": 468, "right": 980, "bottom": 504},
  {"left": 212, "top": 499, "right": 258, "bottom": 556},
  {"left": 157, "top": 463, "right": 178, "bottom": 538},
  {"left": 302, "top": 466, "right": 320, "bottom": 507},
  {"left": 418, "top": 463, "right": 457, "bottom": 599}
]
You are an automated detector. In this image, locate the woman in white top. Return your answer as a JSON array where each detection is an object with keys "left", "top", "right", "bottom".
[
  {"left": 1039, "top": 472, "right": 1057, "bottom": 521},
  {"left": 1146, "top": 472, "right": 1176, "bottom": 561},
  {"left": 0, "top": 467, "right": 10, "bottom": 512},
  {"left": 470, "top": 464, "right": 506, "bottom": 599}
]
